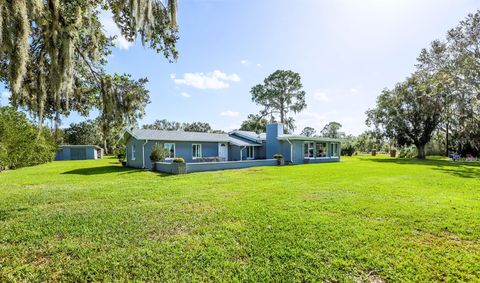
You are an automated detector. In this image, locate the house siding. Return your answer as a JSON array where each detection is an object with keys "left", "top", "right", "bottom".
[
  {"left": 228, "top": 145, "right": 264, "bottom": 161},
  {"left": 125, "top": 123, "right": 340, "bottom": 170},
  {"left": 126, "top": 138, "right": 221, "bottom": 168},
  {"left": 257, "top": 141, "right": 267, "bottom": 159},
  {"left": 126, "top": 138, "right": 145, "bottom": 168},
  {"left": 266, "top": 123, "right": 283, "bottom": 159},
  {"left": 228, "top": 145, "right": 242, "bottom": 161}
]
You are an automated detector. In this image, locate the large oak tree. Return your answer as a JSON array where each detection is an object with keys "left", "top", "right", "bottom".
[
  {"left": 0, "top": 0, "right": 178, "bottom": 127},
  {"left": 367, "top": 72, "right": 444, "bottom": 159}
]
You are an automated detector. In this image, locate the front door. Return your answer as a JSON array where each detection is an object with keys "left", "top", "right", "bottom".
[{"left": 218, "top": 143, "right": 228, "bottom": 161}]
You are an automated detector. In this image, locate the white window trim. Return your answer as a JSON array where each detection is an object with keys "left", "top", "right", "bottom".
[
  {"left": 164, "top": 143, "right": 176, "bottom": 160},
  {"left": 131, "top": 144, "right": 136, "bottom": 160},
  {"left": 304, "top": 142, "right": 314, "bottom": 158},
  {"left": 315, "top": 142, "right": 327, "bottom": 158},
  {"left": 246, "top": 146, "right": 254, "bottom": 160},
  {"left": 192, "top": 143, "right": 202, "bottom": 159}
]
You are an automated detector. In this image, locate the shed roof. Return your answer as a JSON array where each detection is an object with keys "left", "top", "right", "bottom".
[
  {"left": 128, "top": 129, "right": 231, "bottom": 142},
  {"left": 59, "top": 144, "right": 103, "bottom": 150}
]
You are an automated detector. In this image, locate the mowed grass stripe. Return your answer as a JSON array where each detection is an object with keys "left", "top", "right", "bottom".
[{"left": 0, "top": 156, "right": 479, "bottom": 282}]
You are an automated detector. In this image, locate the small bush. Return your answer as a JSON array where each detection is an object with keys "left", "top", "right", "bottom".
[
  {"left": 0, "top": 107, "right": 57, "bottom": 170},
  {"left": 117, "top": 147, "right": 126, "bottom": 162},
  {"left": 173, "top": 158, "right": 185, "bottom": 163},
  {"left": 341, "top": 144, "right": 355, "bottom": 156},
  {"left": 273, "top": 154, "right": 284, "bottom": 159},
  {"left": 399, "top": 147, "right": 417, "bottom": 158},
  {"left": 150, "top": 144, "right": 170, "bottom": 162}
]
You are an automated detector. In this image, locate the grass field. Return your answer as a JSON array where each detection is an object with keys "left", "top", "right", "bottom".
[{"left": 0, "top": 156, "right": 479, "bottom": 282}]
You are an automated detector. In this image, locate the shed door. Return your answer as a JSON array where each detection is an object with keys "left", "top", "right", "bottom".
[{"left": 70, "top": 148, "right": 86, "bottom": 160}]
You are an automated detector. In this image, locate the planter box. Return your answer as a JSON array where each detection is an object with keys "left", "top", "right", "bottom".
[
  {"left": 171, "top": 163, "right": 187, "bottom": 174},
  {"left": 390, "top": 150, "right": 397, "bottom": 158}
]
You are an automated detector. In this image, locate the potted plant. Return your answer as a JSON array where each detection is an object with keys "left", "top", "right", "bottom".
[
  {"left": 171, "top": 158, "right": 186, "bottom": 174},
  {"left": 273, "top": 153, "right": 285, "bottom": 166},
  {"left": 150, "top": 144, "right": 170, "bottom": 170}
]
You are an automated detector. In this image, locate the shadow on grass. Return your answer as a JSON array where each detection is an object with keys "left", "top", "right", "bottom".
[
  {"left": 62, "top": 165, "right": 174, "bottom": 177},
  {"left": 432, "top": 166, "right": 480, "bottom": 179},
  {"left": 363, "top": 157, "right": 480, "bottom": 179},
  {"left": 63, "top": 165, "right": 144, "bottom": 175}
]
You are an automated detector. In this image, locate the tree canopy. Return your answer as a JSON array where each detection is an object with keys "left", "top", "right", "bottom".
[
  {"left": 142, "top": 120, "right": 223, "bottom": 133},
  {"left": 64, "top": 120, "right": 101, "bottom": 146},
  {"left": 300, "top": 126, "right": 316, "bottom": 137},
  {"left": 250, "top": 70, "right": 306, "bottom": 132},
  {"left": 142, "top": 119, "right": 183, "bottom": 131},
  {"left": 320, "top": 122, "right": 343, "bottom": 139},
  {"left": 367, "top": 10, "right": 480, "bottom": 158},
  {"left": 0, "top": 106, "right": 56, "bottom": 169},
  {"left": 239, "top": 114, "right": 268, "bottom": 133},
  {"left": 0, "top": 0, "right": 177, "bottom": 127}
]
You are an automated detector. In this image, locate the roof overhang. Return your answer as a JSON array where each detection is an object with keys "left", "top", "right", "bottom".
[
  {"left": 277, "top": 135, "right": 342, "bottom": 143},
  {"left": 229, "top": 131, "right": 263, "bottom": 143}
]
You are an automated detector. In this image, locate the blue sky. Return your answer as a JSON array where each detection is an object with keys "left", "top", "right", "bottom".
[{"left": 1, "top": 0, "right": 479, "bottom": 135}]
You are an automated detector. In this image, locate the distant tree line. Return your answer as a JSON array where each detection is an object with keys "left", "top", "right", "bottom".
[{"left": 142, "top": 119, "right": 225, "bottom": 133}]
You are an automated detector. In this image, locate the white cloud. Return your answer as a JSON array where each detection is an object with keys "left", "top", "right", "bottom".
[
  {"left": 220, "top": 110, "right": 240, "bottom": 117},
  {"left": 350, "top": 87, "right": 358, "bottom": 93},
  {"left": 240, "top": 59, "right": 249, "bottom": 65},
  {"left": 256, "top": 63, "right": 263, "bottom": 68},
  {"left": 312, "top": 91, "right": 330, "bottom": 102},
  {"left": 180, "top": 92, "right": 191, "bottom": 98},
  {"left": 172, "top": 70, "right": 240, "bottom": 89},
  {"left": 99, "top": 11, "right": 132, "bottom": 50},
  {"left": 294, "top": 111, "right": 330, "bottom": 134}
]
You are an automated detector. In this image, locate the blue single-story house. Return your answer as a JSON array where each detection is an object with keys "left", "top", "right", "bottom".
[
  {"left": 55, "top": 145, "right": 104, "bottom": 161},
  {"left": 125, "top": 123, "right": 341, "bottom": 172}
]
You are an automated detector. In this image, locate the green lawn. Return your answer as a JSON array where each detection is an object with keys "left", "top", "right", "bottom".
[{"left": 0, "top": 156, "right": 479, "bottom": 282}]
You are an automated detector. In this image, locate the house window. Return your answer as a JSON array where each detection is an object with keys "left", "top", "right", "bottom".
[
  {"left": 332, "top": 143, "right": 339, "bottom": 157},
  {"left": 304, "top": 142, "right": 314, "bottom": 158},
  {"left": 164, "top": 143, "right": 175, "bottom": 158},
  {"left": 192, "top": 144, "right": 202, "bottom": 159},
  {"left": 131, "top": 144, "right": 136, "bottom": 160},
  {"left": 316, "top": 142, "right": 327, "bottom": 157},
  {"left": 246, "top": 146, "right": 254, "bottom": 159}
]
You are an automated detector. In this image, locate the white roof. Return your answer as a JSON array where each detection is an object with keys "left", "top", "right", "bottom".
[
  {"left": 129, "top": 129, "right": 231, "bottom": 142},
  {"left": 277, "top": 135, "right": 342, "bottom": 143}
]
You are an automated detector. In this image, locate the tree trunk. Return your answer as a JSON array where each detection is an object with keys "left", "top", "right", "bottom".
[
  {"left": 445, "top": 122, "right": 449, "bottom": 157},
  {"left": 416, "top": 144, "right": 426, "bottom": 159},
  {"left": 103, "top": 138, "right": 108, "bottom": 155}
]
